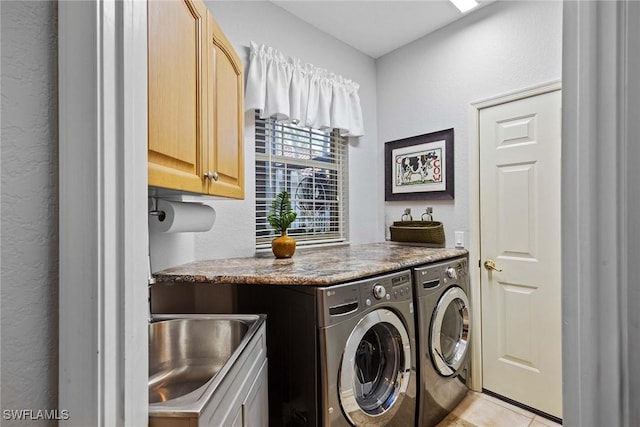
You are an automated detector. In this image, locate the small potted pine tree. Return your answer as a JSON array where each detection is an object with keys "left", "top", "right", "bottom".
[{"left": 268, "top": 190, "right": 297, "bottom": 258}]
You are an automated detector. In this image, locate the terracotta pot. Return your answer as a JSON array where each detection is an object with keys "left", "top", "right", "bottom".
[{"left": 272, "top": 231, "right": 296, "bottom": 259}]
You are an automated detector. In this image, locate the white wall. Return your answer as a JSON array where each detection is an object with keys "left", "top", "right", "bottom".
[
  {"left": 1, "top": 1, "right": 59, "bottom": 424},
  {"left": 376, "top": 0, "right": 562, "bottom": 246},
  {"left": 150, "top": 1, "right": 380, "bottom": 271}
]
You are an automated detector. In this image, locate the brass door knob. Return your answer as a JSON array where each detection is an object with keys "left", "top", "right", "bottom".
[{"left": 484, "top": 260, "right": 503, "bottom": 272}]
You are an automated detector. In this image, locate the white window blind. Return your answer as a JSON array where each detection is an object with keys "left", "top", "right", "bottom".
[{"left": 255, "top": 113, "right": 349, "bottom": 248}]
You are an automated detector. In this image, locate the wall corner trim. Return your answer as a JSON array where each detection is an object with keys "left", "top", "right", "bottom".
[
  {"left": 561, "top": 1, "right": 638, "bottom": 426},
  {"left": 58, "top": 1, "right": 148, "bottom": 425}
]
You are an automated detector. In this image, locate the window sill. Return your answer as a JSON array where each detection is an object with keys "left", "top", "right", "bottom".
[{"left": 255, "top": 240, "right": 350, "bottom": 256}]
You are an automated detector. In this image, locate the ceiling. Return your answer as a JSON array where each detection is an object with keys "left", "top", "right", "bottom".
[{"left": 271, "top": 0, "right": 493, "bottom": 58}]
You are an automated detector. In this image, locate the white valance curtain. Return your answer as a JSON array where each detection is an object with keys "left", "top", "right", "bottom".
[{"left": 245, "top": 41, "right": 365, "bottom": 137}]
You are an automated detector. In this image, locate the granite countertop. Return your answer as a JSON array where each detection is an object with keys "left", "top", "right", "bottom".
[{"left": 153, "top": 242, "right": 468, "bottom": 286}]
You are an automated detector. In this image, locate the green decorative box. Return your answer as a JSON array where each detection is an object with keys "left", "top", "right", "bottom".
[{"left": 389, "top": 221, "right": 445, "bottom": 246}]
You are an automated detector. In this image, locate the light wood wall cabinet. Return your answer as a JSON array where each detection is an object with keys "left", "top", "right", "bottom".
[
  {"left": 148, "top": 0, "right": 244, "bottom": 199},
  {"left": 205, "top": 13, "right": 244, "bottom": 199}
]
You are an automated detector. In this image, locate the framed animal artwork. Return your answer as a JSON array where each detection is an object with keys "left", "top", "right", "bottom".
[{"left": 384, "top": 128, "right": 454, "bottom": 201}]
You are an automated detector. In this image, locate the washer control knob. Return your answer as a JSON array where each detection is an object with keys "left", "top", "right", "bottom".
[
  {"left": 373, "top": 284, "right": 386, "bottom": 300},
  {"left": 446, "top": 267, "right": 458, "bottom": 280}
]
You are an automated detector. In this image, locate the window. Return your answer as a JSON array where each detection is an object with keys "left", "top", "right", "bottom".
[{"left": 255, "top": 113, "right": 349, "bottom": 249}]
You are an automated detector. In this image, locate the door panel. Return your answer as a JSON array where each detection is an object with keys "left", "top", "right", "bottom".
[
  {"left": 242, "top": 359, "right": 268, "bottom": 426},
  {"left": 206, "top": 13, "right": 244, "bottom": 198},
  {"left": 480, "top": 90, "right": 562, "bottom": 418},
  {"left": 497, "top": 162, "right": 537, "bottom": 257},
  {"left": 498, "top": 282, "right": 538, "bottom": 369},
  {"left": 148, "top": 0, "right": 206, "bottom": 193}
]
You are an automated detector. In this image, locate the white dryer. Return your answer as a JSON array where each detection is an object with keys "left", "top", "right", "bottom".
[{"left": 414, "top": 257, "right": 471, "bottom": 426}]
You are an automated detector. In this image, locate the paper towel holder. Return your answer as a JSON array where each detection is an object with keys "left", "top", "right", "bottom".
[{"left": 148, "top": 197, "right": 166, "bottom": 221}]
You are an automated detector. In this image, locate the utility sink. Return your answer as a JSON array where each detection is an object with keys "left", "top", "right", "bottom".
[{"left": 148, "top": 314, "right": 265, "bottom": 415}]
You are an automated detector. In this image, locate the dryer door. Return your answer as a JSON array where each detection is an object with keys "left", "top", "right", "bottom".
[
  {"left": 430, "top": 286, "right": 470, "bottom": 376},
  {"left": 339, "top": 308, "right": 411, "bottom": 426}
]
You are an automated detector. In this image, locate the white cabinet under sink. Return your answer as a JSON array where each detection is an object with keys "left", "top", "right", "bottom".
[
  {"left": 241, "top": 359, "right": 269, "bottom": 425},
  {"left": 200, "top": 323, "right": 267, "bottom": 427},
  {"left": 228, "top": 358, "right": 268, "bottom": 427}
]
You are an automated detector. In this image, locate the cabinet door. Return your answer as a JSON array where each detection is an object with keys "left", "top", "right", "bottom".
[
  {"left": 205, "top": 13, "right": 245, "bottom": 199},
  {"left": 230, "top": 407, "right": 243, "bottom": 427},
  {"left": 148, "top": 0, "right": 207, "bottom": 193},
  {"left": 242, "top": 359, "right": 268, "bottom": 427}
]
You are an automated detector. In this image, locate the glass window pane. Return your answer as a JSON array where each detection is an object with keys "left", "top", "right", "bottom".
[{"left": 255, "top": 113, "right": 347, "bottom": 247}]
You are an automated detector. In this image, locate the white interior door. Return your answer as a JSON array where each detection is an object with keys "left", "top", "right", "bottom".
[{"left": 479, "top": 89, "right": 562, "bottom": 418}]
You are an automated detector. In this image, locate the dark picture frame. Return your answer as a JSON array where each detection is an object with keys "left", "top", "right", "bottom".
[{"left": 384, "top": 128, "right": 454, "bottom": 201}]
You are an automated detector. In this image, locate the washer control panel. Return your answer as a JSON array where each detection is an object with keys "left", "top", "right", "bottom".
[
  {"left": 414, "top": 256, "right": 469, "bottom": 296},
  {"left": 366, "top": 270, "right": 411, "bottom": 303},
  {"left": 372, "top": 283, "right": 387, "bottom": 299},
  {"left": 364, "top": 272, "right": 411, "bottom": 307},
  {"left": 450, "top": 259, "right": 467, "bottom": 279},
  {"left": 389, "top": 273, "right": 412, "bottom": 301},
  {"left": 442, "top": 259, "right": 467, "bottom": 284},
  {"left": 319, "top": 269, "right": 412, "bottom": 326}
]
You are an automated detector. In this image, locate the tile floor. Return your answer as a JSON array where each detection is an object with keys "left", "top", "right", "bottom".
[{"left": 436, "top": 391, "right": 562, "bottom": 427}]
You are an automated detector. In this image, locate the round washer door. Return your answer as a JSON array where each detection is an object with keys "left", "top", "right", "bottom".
[
  {"left": 430, "top": 286, "right": 470, "bottom": 376},
  {"left": 339, "top": 308, "right": 411, "bottom": 426}
]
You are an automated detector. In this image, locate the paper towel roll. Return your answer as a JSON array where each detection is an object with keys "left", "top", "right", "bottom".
[{"left": 149, "top": 200, "right": 216, "bottom": 233}]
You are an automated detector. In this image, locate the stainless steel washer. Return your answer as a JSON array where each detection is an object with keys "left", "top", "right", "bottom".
[
  {"left": 236, "top": 269, "right": 417, "bottom": 426},
  {"left": 414, "top": 257, "right": 471, "bottom": 427},
  {"left": 318, "top": 269, "right": 417, "bottom": 426}
]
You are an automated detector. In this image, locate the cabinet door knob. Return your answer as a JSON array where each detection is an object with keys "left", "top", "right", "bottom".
[{"left": 204, "top": 171, "right": 219, "bottom": 181}]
